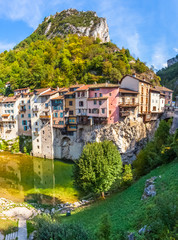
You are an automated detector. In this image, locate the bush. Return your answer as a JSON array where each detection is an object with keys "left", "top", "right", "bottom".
[
  {"left": 96, "top": 213, "right": 111, "bottom": 240},
  {"left": 35, "top": 214, "right": 93, "bottom": 240},
  {"left": 133, "top": 120, "right": 177, "bottom": 177}
]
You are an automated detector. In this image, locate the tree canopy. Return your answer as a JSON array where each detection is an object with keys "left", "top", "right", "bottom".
[
  {"left": 0, "top": 35, "right": 159, "bottom": 91},
  {"left": 73, "top": 140, "right": 122, "bottom": 197}
]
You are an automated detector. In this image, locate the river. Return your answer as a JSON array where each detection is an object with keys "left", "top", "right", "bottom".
[{"left": 0, "top": 152, "right": 79, "bottom": 205}]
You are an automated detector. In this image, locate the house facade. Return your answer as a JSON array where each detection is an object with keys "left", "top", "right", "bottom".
[{"left": 155, "top": 86, "right": 173, "bottom": 106}]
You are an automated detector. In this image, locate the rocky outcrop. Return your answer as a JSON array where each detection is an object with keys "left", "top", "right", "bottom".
[
  {"left": 167, "top": 55, "right": 178, "bottom": 67},
  {"left": 36, "top": 9, "right": 110, "bottom": 43},
  {"left": 80, "top": 117, "right": 160, "bottom": 164}
]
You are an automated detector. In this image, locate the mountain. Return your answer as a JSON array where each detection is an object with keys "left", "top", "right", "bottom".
[
  {"left": 0, "top": 9, "right": 161, "bottom": 91},
  {"left": 15, "top": 9, "right": 110, "bottom": 49},
  {"left": 157, "top": 61, "right": 178, "bottom": 99}
]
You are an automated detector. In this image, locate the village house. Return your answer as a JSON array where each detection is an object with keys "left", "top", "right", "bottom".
[
  {"left": 0, "top": 96, "right": 19, "bottom": 141},
  {"left": 87, "top": 83, "right": 120, "bottom": 125},
  {"left": 31, "top": 88, "right": 58, "bottom": 159},
  {"left": 120, "top": 75, "right": 152, "bottom": 122},
  {"left": 118, "top": 88, "right": 139, "bottom": 120},
  {"left": 155, "top": 86, "right": 173, "bottom": 106}
]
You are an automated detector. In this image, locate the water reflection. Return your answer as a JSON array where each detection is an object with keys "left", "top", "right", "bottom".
[{"left": 0, "top": 152, "right": 78, "bottom": 204}]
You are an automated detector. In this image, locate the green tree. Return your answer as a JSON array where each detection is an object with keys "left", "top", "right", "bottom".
[{"left": 73, "top": 141, "right": 122, "bottom": 198}]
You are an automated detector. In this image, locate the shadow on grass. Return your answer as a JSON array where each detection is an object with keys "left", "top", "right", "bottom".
[{"left": 24, "top": 193, "right": 63, "bottom": 206}]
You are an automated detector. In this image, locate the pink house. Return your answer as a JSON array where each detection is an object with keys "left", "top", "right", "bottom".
[{"left": 87, "top": 83, "right": 120, "bottom": 124}]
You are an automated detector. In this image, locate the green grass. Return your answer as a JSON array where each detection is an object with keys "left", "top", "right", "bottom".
[
  {"left": 61, "top": 160, "right": 178, "bottom": 235},
  {"left": 0, "top": 218, "right": 18, "bottom": 235}
]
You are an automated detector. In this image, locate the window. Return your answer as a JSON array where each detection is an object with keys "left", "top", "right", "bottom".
[
  {"left": 109, "top": 110, "right": 111, "bottom": 114},
  {"left": 54, "top": 112, "right": 58, "bottom": 118},
  {"left": 99, "top": 93, "right": 103, "bottom": 97},
  {"left": 35, "top": 122, "right": 38, "bottom": 126},
  {"left": 78, "top": 109, "right": 81, "bottom": 113},
  {"left": 69, "top": 110, "right": 73, "bottom": 115},
  {"left": 45, "top": 103, "right": 48, "bottom": 108},
  {"left": 109, "top": 93, "right": 112, "bottom": 96},
  {"left": 29, "top": 106, "right": 30, "bottom": 109},
  {"left": 99, "top": 100, "right": 102, "bottom": 105},
  {"left": 89, "top": 109, "right": 91, "bottom": 113},
  {"left": 24, "top": 126, "right": 28, "bottom": 131},
  {"left": 60, "top": 112, "right": 63, "bottom": 118},
  {"left": 59, "top": 121, "right": 64, "bottom": 125},
  {"left": 69, "top": 125, "right": 76, "bottom": 129},
  {"left": 69, "top": 101, "right": 73, "bottom": 106},
  {"left": 11, "top": 104, "right": 13, "bottom": 107},
  {"left": 22, "top": 120, "right": 27, "bottom": 125},
  {"left": 11, "top": 110, "right": 14, "bottom": 113},
  {"left": 28, "top": 114, "right": 31, "bottom": 118},
  {"left": 95, "top": 93, "right": 97, "bottom": 97},
  {"left": 94, "top": 100, "right": 97, "bottom": 105},
  {"left": 78, "top": 92, "right": 80, "bottom": 97},
  {"left": 102, "top": 108, "right": 105, "bottom": 114},
  {"left": 21, "top": 114, "right": 24, "bottom": 118},
  {"left": 79, "top": 101, "right": 83, "bottom": 107},
  {"left": 69, "top": 119, "right": 75, "bottom": 123},
  {"left": 53, "top": 121, "right": 55, "bottom": 124}
]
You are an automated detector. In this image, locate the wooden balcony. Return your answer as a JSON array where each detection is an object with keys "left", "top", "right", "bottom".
[
  {"left": 119, "top": 102, "right": 139, "bottom": 107},
  {"left": 39, "top": 115, "right": 51, "bottom": 119}
]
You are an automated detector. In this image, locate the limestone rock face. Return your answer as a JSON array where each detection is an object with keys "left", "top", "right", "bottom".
[
  {"left": 79, "top": 117, "right": 160, "bottom": 164},
  {"left": 36, "top": 9, "right": 110, "bottom": 43}
]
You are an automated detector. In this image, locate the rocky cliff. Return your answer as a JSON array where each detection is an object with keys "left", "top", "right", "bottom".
[
  {"left": 36, "top": 9, "right": 110, "bottom": 43},
  {"left": 78, "top": 117, "right": 160, "bottom": 164}
]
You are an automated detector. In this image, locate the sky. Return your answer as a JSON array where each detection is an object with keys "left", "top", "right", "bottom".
[{"left": 0, "top": 0, "right": 178, "bottom": 70}]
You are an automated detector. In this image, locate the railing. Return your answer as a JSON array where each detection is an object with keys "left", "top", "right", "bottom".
[
  {"left": 119, "top": 101, "right": 139, "bottom": 107},
  {"left": 39, "top": 115, "right": 51, "bottom": 119}
]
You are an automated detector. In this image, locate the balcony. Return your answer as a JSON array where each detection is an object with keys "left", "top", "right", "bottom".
[
  {"left": 120, "top": 111, "right": 130, "bottom": 117},
  {"left": 119, "top": 102, "right": 139, "bottom": 107},
  {"left": 32, "top": 107, "right": 39, "bottom": 112},
  {"left": 40, "top": 114, "right": 51, "bottom": 119}
]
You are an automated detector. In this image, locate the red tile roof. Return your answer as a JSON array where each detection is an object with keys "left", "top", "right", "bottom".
[
  {"left": 89, "top": 83, "right": 119, "bottom": 89},
  {"left": 40, "top": 90, "right": 58, "bottom": 96},
  {"left": 150, "top": 88, "right": 160, "bottom": 93},
  {"left": 51, "top": 96, "right": 64, "bottom": 100},
  {"left": 155, "top": 86, "right": 173, "bottom": 93},
  {"left": 75, "top": 85, "right": 91, "bottom": 91},
  {"left": 3, "top": 97, "right": 17, "bottom": 103}
]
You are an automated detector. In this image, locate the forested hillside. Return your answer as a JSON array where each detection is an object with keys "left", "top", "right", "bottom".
[
  {"left": 157, "top": 62, "right": 178, "bottom": 99},
  {"left": 0, "top": 35, "right": 160, "bottom": 92}
]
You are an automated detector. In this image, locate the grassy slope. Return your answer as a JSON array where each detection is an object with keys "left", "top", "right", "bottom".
[{"left": 62, "top": 160, "right": 178, "bottom": 234}]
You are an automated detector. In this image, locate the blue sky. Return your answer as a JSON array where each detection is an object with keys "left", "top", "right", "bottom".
[{"left": 0, "top": 0, "right": 178, "bottom": 70}]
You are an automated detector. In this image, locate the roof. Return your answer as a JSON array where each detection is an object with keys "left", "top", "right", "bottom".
[
  {"left": 87, "top": 97, "right": 108, "bottom": 101},
  {"left": 3, "top": 97, "right": 17, "bottom": 103},
  {"left": 119, "top": 88, "right": 138, "bottom": 94},
  {"left": 155, "top": 86, "right": 173, "bottom": 93},
  {"left": 70, "top": 84, "right": 84, "bottom": 89},
  {"left": 51, "top": 96, "right": 64, "bottom": 100},
  {"left": 120, "top": 75, "right": 152, "bottom": 85},
  {"left": 33, "top": 88, "right": 50, "bottom": 95},
  {"left": 89, "top": 83, "right": 120, "bottom": 89},
  {"left": 40, "top": 90, "right": 58, "bottom": 96},
  {"left": 2, "top": 114, "right": 10, "bottom": 117},
  {"left": 75, "top": 85, "right": 91, "bottom": 92},
  {"left": 64, "top": 91, "right": 75, "bottom": 96},
  {"left": 14, "top": 87, "right": 29, "bottom": 92},
  {"left": 150, "top": 88, "right": 160, "bottom": 93}
]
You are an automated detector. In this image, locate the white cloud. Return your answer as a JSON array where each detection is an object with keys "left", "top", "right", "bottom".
[
  {"left": 97, "top": 0, "right": 143, "bottom": 58},
  {"left": 151, "top": 43, "right": 168, "bottom": 69},
  {"left": 0, "top": 0, "right": 43, "bottom": 29},
  {"left": 173, "top": 48, "right": 178, "bottom": 53},
  {"left": 0, "top": 42, "right": 16, "bottom": 51}
]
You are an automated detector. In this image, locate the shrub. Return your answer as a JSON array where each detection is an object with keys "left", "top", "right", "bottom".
[
  {"left": 96, "top": 213, "right": 111, "bottom": 240},
  {"left": 35, "top": 214, "right": 93, "bottom": 240}
]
